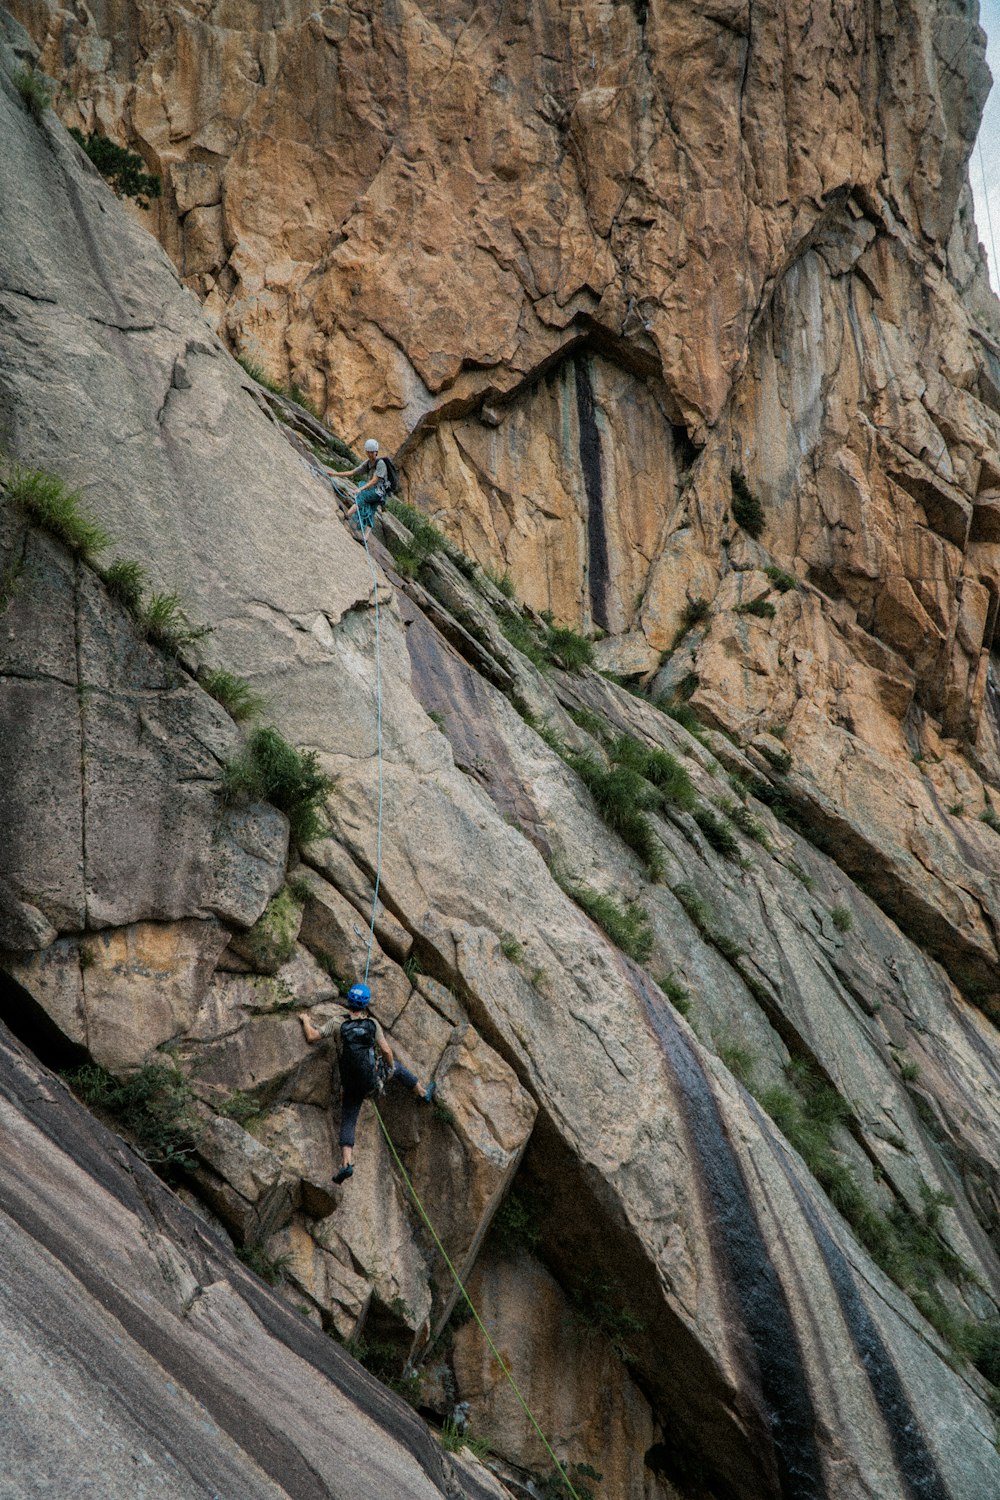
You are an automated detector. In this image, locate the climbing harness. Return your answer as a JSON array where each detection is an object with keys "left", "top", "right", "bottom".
[
  {"left": 340, "top": 483, "right": 581, "bottom": 1499},
  {"left": 373, "top": 1102, "right": 583, "bottom": 1500}
]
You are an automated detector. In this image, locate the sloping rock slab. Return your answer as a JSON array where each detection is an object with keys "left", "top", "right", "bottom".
[{"left": 0, "top": 1020, "right": 504, "bottom": 1500}]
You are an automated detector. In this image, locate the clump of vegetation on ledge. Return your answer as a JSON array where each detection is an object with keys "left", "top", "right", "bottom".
[
  {"left": 560, "top": 880, "right": 653, "bottom": 963},
  {"left": 222, "top": 725, "right": 333, "bottom": 844},
  {"left": 14, "top": 66, "right": 51, "bottom": 121},
  {"left": 63, "top": 1060, "right": 200, "bottom": 1174},
  {"left": 200, "top": 668, "right": 267, "bottom": 722},
  {"left": 5, "top": 464, "right": 110, "bottom": 559}
]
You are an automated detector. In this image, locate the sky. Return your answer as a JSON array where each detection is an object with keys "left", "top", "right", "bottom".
[{"left": 974, "top": 0, "right": 1000, "bottom": 293}]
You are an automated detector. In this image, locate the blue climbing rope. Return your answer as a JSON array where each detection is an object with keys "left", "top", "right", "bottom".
[{"left": 359, "top": 517, "right": 383, "bottom": 987}]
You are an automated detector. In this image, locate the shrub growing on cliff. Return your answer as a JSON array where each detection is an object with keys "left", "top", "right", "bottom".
[
  {"left": 491, "top": 1190, "right": 541, "bottom": 1255},
  {"left": 736, "top": 595, "right": 776, "bottom": 620},
  {"left": 63, "top": 1060, "right": 199, "bottom": 1171},
  {"left": 68, "top": 128, "right": 161, "bottom": 208},
  {"left": 764, "top": 565, "right": 798, "bottom": 592},
  {"left": 14, "top": 66, "right": 51, "bottom": 121},
  {"left": 5, "top": 465, "right": 110, "bottom": 559},
  {"left": 235, "top": 1244, "right": 293, "bottom": 1286},
  {"left": 222, "top": 725, "right": 332, "bottom": 844},
  {"left": 731, "top": 470, "right": 765, "bottom": 538}
]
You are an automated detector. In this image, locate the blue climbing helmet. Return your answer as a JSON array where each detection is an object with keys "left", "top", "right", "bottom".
[{"left": 347, "top": 982, "right": 371, "bottom": 1009}]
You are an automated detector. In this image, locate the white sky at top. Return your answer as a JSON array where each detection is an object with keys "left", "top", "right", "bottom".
[{"left": 974, "top": 0, "right": 1000, "bottom": 293}]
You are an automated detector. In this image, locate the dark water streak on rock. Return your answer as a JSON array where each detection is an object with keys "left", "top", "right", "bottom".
[
  {"left": 574, "top": 354, "right": 611, "bottom": 632},
  {"left": 752, "top": 1100, "right": 954, "bottom": 1500},
  {"left": 639, "top": 978, "right": 829, "bottom": 1499}
]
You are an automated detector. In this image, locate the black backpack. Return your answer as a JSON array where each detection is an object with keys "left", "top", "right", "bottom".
[
  {"left": 339, "top": 1016, "right": 383, "bottom": 1096},
  {"left": 381, "top": 455, "right": 401, "bottom": 496}
]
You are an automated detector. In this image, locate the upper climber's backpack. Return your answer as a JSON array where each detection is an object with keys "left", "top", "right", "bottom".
[
  {"left": 381, "top": 455, "right": 401, "bottom": 496},
  {"left": 339, "top": 1016, "right": 382, "bottom": 1096}
]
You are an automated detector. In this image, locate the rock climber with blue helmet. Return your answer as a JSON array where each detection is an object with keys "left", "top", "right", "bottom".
[{"left": 300, "top": 981, "right": 436, "bottom": 1185}]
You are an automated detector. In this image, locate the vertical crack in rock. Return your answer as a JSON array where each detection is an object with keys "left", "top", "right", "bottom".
[
  {"left": 574, "top": 354, "right": 611, "bottom": 632},
  {"left": 762, "top": 1122, "right": 954, "bottom": 1500},
  {"left": 641, "top": 986, "right": 829, "bottom": 1499}
]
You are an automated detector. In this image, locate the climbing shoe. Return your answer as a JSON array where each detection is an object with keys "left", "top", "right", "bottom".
[
  {"left": 333, "top": 1165, "right": 354, "bottom": 1185},
  {"left": 423, "top": 1082, "right": 437, "bottom": 1105}
]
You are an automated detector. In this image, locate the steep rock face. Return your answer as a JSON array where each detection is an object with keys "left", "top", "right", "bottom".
[
  {"left": 4, "top": 17, "right": 1000, "bottom": 1500},
  {"left": 11, "top": 0, "right": 1000, "bottom": 1018}
]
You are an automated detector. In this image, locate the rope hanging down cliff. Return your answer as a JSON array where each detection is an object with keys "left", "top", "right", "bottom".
[{"left": 352, "top": 504, "right": 583, "bottom": 1500}]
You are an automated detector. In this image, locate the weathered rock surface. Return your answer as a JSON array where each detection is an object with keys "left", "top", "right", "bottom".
[
  {"left": 3, "top": 15, "right": 1000, "bottom": 1500},
  {"left": 0, "top": 513, "right": 287, "bottom": 951}
]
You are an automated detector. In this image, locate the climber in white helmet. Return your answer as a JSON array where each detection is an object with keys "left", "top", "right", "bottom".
[{"left": 342, "top": 437, "right": 390, "bottom": 532}]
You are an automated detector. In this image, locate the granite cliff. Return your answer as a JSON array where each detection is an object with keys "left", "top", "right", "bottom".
[{"left": 3, "top": 4, "right": 1000, "bottom": 1500}]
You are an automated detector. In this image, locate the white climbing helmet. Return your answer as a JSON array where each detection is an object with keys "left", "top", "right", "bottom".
[{"left": 364, "top": 438, "right": 379, "bottom": 453}]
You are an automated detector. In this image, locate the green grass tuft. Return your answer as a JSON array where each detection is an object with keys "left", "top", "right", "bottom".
[
  {"left": 501, "top": 613, "right": 549, "bottom": 668},
  {"left": 500, "top": 934, "right": 525, "bottom": 964},
  {"left": 217, "top": 1088, "right": 265, "bottom": 1127},
  {"left": 831, "top": 905, "right": 853, "bottom": 933},
  {"left": 222, "top": 726, "right": 333, "bottom": 845},
  {"left": 718, "top": 1040, "right": 755, "bottom": 1085},
  {"left": 788, "top": 860, "right": 816, "bottom": 892},
  {"left": 6, "top": 465, "right": 110, "bottom": 559},
  {"left": 142, "top": 591, "right": 210, "bottom": 655},
  {"left": 201, "top": 668, "right": 267, "bottom": 722},
  {"left": 609, "top": 735, "right": 697, "bottom": 810},
  {"left": 101, "top": 557, "right": 148, "bottom": 613},
  {"left": 692, "top": 804, "right": 740, "bottom": 859},
  {"left": 565, "top": 750, "right": 664, "bottom": 878},
  {"left": 731, "top": 470, "right": 765, "bottom": 538},
  {"left": 482, "top": 563, "right": 515, "bottom": 597},
  {"left": 728, "top": 801, "right": 771, "bottom": 847},
  {"left": 563, "top": 881, "right": 653, "bottom": 963},
  {"left": 545, "top": 623, "right": 595, "bottom": 672},
  {"left": 568, "top": 706, "right": 607, "bottom": 738}
]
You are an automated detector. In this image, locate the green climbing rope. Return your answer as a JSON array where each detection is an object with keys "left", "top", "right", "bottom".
[
  {"left": 372, "top": 1102, "right": 582, "bottom": 1500},
  {"left": 351, "top": 496, "right": 579, "bottom": 1498}
]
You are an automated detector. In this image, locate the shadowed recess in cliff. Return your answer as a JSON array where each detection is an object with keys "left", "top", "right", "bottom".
[
  {"left": 639, "top": 978, "right": 829, "bottom": 1500},
  {"left": 757, "top": 1110, "right": 953, "bottom": 1500},
  {"left": 574, "top": 354, "right": 611, "bottom": 633}
]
